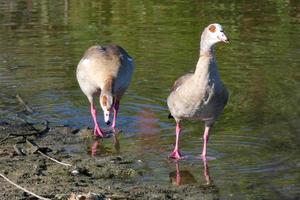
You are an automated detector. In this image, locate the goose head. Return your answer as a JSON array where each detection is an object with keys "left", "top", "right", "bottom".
[
  {"left": 100, "top": 94, "right": 113, "bottom": 125},
  {"left": 200, "top": 23, "right": 229, "bottom": 53}
]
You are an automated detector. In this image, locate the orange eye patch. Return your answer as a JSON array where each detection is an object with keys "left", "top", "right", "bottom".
[
  {"left": 209, "top": 25, "right": 216, "bottom": 33},
  {"left": 102, "top": 95, "right": 107, "bottom": 107}
]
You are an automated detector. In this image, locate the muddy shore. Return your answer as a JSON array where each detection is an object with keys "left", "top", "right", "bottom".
[{"left": 0, "top": 108, "right": 219, "bottom": 200}]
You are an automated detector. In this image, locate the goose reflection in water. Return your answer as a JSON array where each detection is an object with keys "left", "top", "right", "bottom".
[
  {"left": 90, "top": 133, "right": 120, "bottom": 157},
  {"left": 169, "top": 158, "right": 212, "bottom": 186}
]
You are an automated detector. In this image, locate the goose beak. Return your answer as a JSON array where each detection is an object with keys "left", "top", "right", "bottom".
[
  {"left": 218, "top": 35, "right": 229, "bottom": 43},
  {"left": 104, "top": 110, "right": 110, "bottom": 125},
  {"left": 217, "top": 31, "right": 229, "bottom": 43},
  {"left": 223, "top": 37, "right": 230, "bottom": 43}
]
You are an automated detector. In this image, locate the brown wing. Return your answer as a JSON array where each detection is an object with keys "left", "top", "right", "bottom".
[
  {"left": 83, "top": 45, "right": 124, "bottom": 64},
  {"left": 171, "top": 73, "right": 193, "bottom": 91}
]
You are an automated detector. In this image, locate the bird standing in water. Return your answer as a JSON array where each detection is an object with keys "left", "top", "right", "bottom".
[
  {"left": 76, "top": 45, "right": 134, "bottom": 137},
  {"left": 167, "top": 23, "right": 229, "bottom": 159}
]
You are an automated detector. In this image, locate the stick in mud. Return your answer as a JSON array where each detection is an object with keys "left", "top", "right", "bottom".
[
  {"left": 0, "top": 173, "right": 51, "bottom": 200},
  {"left": 26, "top": 139, "right": 72, "bottom": 167},
  {"left": 0, "top": 133, "right": 11, "bottom": 144},
  {"left": 16, "top": 94, "right": 34, "bottom": 113},
  {"left": 37, "top": 150, "right": 72, "bottom": 167}
]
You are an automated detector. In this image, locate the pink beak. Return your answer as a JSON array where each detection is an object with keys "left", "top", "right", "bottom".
[{"left": 218, "top": 34, "right": 229, "bottom": 43}]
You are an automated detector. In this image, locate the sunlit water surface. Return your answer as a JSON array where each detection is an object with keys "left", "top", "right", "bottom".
[{"left": 0, "top": 1, "right": 299, "bottom": 199}]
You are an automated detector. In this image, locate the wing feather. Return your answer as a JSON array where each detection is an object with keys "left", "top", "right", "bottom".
[{"left": 171, "top": 73, "right": 193, "bottom": 91}]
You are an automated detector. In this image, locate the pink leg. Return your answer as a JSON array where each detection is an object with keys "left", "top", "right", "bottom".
[
  {"left": 91, "top": 140, "right": 100, "bottom": 157},
  {"left": 203, "top": 157, "right": 211, "bottom": 184},
  {"left": 111, "top": 99, "right": 120, "bottom": 129},
  {"left": 175, "top": 162, "right": 181, "bottom": 186},
  {"left": 201, "top": 126, "right": 210, "bottom": 157},
  {"left": 90, "top": 103, "right": 104, "bottom": 137},
  {"left": 170, "top": 122, "right": 182, "bottom": 159}
]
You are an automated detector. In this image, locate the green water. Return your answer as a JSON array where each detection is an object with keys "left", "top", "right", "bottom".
[{"left": 0, "top": 0, "right": 299, "bottom": 199}]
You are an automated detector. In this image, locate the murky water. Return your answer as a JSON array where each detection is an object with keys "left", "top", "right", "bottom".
[{"left": 0, "top": 0, "right": 299, "bottom": 199}]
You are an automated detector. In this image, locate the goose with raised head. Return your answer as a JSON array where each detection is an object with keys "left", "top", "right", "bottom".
[
  {"left": 167, "top": 23, "right": 229, "bottom": 159},
  {"left": 76, "top": 44, "right": 134, "bottom": 137}
]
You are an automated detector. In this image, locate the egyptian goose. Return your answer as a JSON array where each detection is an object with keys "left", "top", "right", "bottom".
[
  {"left": 76, "top": 45, "right": 134, "bottom": 137},
  {"left": 167, "top": 23, "right": 229, "bottom": 159}
]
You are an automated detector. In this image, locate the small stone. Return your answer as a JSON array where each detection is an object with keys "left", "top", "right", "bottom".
[{"left": 71, "top": 169, "right": 79, "bottom": 176}]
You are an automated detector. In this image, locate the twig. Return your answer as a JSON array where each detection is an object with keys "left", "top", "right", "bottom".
[
  {"left": 13, "top": 144, "right": 26, "bottom": 156},
  {"left": 25, "top": 139, "right": 72, "bottom": 167},
  {"left": 37, "top": 150, "right": 72, "bottom": 167},
  {"left": 0, "top": 173, "right": 51, "bottom": 200},
  {"left": 0, "top": 133, "right": 11, "bottom": 144},
  {"left": 10, "top": 132, "right": 39, "bottom": 137},
  {"left": 16, "top": 94, "right": 34, "bottom": 113}
]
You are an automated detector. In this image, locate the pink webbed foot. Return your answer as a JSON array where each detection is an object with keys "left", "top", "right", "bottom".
[
  {"left": 110, "top": 122, "right": 122, "bottom": 133},
  {"left": 90, "top": 103, "right": 105, "bottom": 137},
  {"left": 169, "top": 149, "right": 183, "bottom": 160},
  {"left": 111, "top": 120, "right": 117, "bottom": 131},
  {"left": 93, "top": 124, "right": 105, "bottom": 137}
]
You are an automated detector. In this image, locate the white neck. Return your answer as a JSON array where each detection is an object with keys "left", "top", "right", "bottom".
[
  {"left": 200, "top": 38, "right": 214, "bottom": 56},
  {"left": 200, "top": 31, "right": 215, "bottom": 57},
  {"left": 194, "top": 34, "right": 217, "bottom": 79},
  {"left": 194, "top": 54, "right": 213, "bottom": 76}
]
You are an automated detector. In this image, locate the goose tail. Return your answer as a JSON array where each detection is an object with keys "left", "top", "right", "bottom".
[{"left": 168, "top": 113, "right": 174, "bottom": 119}]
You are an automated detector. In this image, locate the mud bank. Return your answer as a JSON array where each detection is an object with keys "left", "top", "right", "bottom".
[{"left": 0, "top": 114, "right": 219, "bottom": 200}]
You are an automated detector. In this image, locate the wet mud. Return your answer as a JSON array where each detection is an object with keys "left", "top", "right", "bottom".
[{"left": 0, "top": 110, "right": 219, "bottom": 200}]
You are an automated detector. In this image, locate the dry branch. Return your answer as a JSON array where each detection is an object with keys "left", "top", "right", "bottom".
[
  {"left": 38, "top": 150, "right": 72, "bottom": 167},
  {"left": 26, "top": 139, "right": 72, "bottom": 167},
  {"left": 16, "top": 94, "right": 34, "bottom": 113},
  {"left": 0, "top": 133, "right": 11, "bottom": 144},
  {"left": 0, "top": 173, "right": 51, "bottom": 200}
]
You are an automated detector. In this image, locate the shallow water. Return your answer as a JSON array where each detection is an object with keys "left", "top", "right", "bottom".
[{"left": 0, "top": 0, "right": 299, "bottom": 199}]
